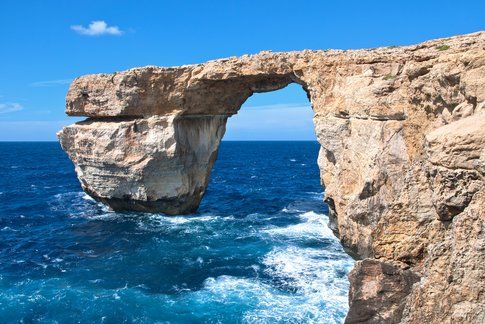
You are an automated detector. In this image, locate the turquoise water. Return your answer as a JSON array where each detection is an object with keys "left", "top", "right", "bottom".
[{"left": 0, "top": 141, "right": 354, "bottom": 323}]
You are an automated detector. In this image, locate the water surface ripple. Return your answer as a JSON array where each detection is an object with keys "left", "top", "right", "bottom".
[{"left": 0, "top": 141, "right": 354, "bottom": 323}]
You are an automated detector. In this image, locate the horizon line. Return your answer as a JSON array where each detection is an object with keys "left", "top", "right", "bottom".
[{"left": 0, "top": 139, "right": 319, "bottom": 143}]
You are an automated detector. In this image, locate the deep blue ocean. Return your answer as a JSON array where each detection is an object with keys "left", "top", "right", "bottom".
[{"left": 0, "top": 141, "right": 354, "bottom": 323}]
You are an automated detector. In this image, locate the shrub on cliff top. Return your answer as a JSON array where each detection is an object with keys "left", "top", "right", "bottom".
[{"left": 436, "top": 44, "right": 450, "bottom": 51}]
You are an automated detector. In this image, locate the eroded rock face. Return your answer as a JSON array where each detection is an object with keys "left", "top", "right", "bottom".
[
  {"left": 347, "top": 259, "right": 420, "bottom": 323},
  {"left": 58, "top": 32, "right": 485, "bottom": 323},
  {"left": 425, "top": 112, "right": 485, "bottom": 220},
  {"left": 59, "top": 115, "right": 227, "bottom": 214}
]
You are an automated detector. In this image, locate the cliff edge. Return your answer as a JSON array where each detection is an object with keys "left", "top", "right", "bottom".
[{"left": 58, "top": 32, "right": 485, "bottom": 323}]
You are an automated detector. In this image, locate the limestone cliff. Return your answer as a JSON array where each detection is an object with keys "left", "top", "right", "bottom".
[{"left": 58, "top": 32, "right": 485, "bottom": 323}]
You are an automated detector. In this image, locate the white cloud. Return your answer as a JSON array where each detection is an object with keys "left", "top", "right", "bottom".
[
  {"left": 71, "top": 20, "right": 123, "bottom": 36},
  {"left": 0, "top": 103, "right": 23, "bottom": 114},
  {"left": 30, "top": 79, "right": 72, "bottom": 87}
]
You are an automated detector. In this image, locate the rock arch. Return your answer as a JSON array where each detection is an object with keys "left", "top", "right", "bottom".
[{"left": 58, "top": 32, "right": 485, "bottom": 323}]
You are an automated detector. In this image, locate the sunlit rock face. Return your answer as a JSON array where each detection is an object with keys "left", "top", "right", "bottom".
[
  {"left": 59, "top": 115, "right": 227, "bottom": 214},
  {"left": 58, "top": 32, "right": 485, "bottom": 323}
]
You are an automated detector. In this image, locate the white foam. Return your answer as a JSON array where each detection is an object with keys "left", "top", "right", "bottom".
[
  {"left": 82, "top": 194, "right": 95, "bottom": 201},
  {"left": 198, "top": 274, "right": 348, "bottom": 323},
  {"left": 33, "top": 262, "right": 48, "bottom": 269},
  {"left": 136, "top": 214, "right": 232, "bottom": 233},
  {"left": 262, "top": 245, "right": 353, "bottom": 321},
  {"left": 83, "top": 213, "right": 120, "bottom": 221},
  {"left": 146, "top": 214, "right": 220, "bottom": 225},
  {"left": 264, "top": 246, "right": 352, "bottom": 293},
  {"left": 1, "top": 226, "right": 17, "bottom": 232},
  {"left": 301, "top": 191, "right": 325, "bottom": 201},
  {"left": 148, "top": 215, "right": 190, "bottom": 225},
  {"left": 254, "top": 210, "right": 354, "bottom": 321},
  {"left": 190, "top": 209, "right": 354, "bottom": 322},
  {"left": 89, "top": 279, "right": 102, "bottom": 284},
  {"left": 281, "top": 207, "right": 305, "bottom": 213},
  {"left": 263, "top": 211, "right": 335, "bottom": 240}
]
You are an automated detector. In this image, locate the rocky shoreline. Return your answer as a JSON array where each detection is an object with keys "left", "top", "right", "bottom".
[{"left": 59, "top": 32, "right": 484, "bottom": 323}]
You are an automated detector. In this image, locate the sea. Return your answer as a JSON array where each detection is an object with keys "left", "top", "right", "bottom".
[{"left": 0, "top": 141, "right": 354, "bottom": 323}]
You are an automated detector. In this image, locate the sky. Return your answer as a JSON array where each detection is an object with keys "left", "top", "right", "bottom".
[{"left": 0, "top": 0, "right": 484, "bottom": 141}]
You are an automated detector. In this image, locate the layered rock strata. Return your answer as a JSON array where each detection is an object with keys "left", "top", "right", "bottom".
[{"left": 58, "top": 32, "right": 485, "bottom": 323}]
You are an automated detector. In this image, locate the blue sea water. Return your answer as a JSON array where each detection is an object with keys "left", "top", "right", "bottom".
[{"left": 0, "top": 141, "right": 354, "bottom": 323}]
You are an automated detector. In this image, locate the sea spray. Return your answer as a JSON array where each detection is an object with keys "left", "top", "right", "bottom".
[{"left": 0, "top": 141, "right": 354, "bottom": 322}]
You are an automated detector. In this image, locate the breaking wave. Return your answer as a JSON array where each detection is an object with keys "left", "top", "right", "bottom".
[{"left": 0, "top": 141, "right": 354, "bottom": 322}]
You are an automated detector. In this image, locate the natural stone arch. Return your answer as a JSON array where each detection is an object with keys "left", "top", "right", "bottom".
[
  {"left": 62, "top": 62, "right": 316, "bottom": 216},
  {"left": 58, "top": 32, "right": 485, "bottom": 323}
]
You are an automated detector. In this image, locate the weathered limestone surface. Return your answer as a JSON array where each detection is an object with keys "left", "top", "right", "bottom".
[
  {"left": 58, "top": 32, "right": 485, "bottom": 323},
  {"left": 59, "top": 115, "right": 227, "bottom": 213}
]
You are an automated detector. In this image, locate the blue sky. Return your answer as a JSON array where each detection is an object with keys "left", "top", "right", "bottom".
[{"left": 0, "top": 0, "right": 483, "bottom": 141}]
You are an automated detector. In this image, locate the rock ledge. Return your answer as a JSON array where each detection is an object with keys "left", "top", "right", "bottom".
[{"left": 59, "top": 32, "right": 485, "bottom": 323}]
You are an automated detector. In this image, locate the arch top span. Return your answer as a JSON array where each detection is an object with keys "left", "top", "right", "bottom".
[
  {"left": 65, "top": 52, "right": 311, "bottom": 118},
  {"left": 58, "top": 32, "right": 485, "bottom": 323}
]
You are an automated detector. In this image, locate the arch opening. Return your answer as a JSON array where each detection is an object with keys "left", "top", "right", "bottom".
[
  {"left": 192, "top": 82, "right": 355, "bottom": 322},
  {"left": 225, "top": 83, "right": 316, "bottom": 141}
]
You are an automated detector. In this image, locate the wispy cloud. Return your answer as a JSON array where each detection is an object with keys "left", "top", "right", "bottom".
[
  {"left": 30, "top": 79, "right": 72, "bottom": 87},
  {"left": 0, "top": 103, "right": 23, "bottom": 114},
  {"left": 71, "top": 20, "right": 123, "bottom": 36}
]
